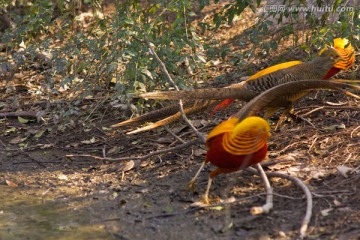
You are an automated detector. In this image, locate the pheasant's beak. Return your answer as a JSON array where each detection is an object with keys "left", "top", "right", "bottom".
[
  {"left": 318, "top": 45, "right": 329, "bottom": 55},
  {"left": 266, "top": 131, "right": 271, "bottom": 138},
  {"left": 260, "top": 128, "right": 271, "bottom": 138},
  {"left": 334, "top": 55, "right": 344, "bottom": 63}
]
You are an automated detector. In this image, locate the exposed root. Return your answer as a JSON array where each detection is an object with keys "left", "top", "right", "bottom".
[
  {"left": 250, "top": 163, "right": 273, "bottom": 215},
  {"left": 66, "top": 139, "right": 201, "bottom": 161},
  {"left": 247, "top": 167, "right": 313, "bottom": 239}
]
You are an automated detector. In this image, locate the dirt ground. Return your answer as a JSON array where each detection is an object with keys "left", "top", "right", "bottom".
[
  {"left": 1, "top": 88, "right": 359, "bottom": 239},
  {"left": 1, "top": 2, "right": 360, "bottom": 240}
]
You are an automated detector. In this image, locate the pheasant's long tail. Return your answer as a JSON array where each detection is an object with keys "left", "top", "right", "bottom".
[
  {"left": 139, "top": 86, "right": 254, "bottom": 101},
  {"left": 111, "top": 100, "right": 198, "bottom": 128},
  {"left": 126, "top": 100, "right": 218, "bottom": 135}
]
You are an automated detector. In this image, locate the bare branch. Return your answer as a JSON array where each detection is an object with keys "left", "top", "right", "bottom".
[
  {"left": 164, "top": 125, "right": 186, "bottom": 143},
  {"left": 143, "top": 33, "right": 206, "bottom": 143},
  {"left": 0, "top": 111, "right": 39, "bottom": 118}
]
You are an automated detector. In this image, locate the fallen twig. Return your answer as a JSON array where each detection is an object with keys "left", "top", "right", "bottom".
[
  {"left": 164, "top": 125, "right": 186, "bottom": 144},
  {"left": 296, "top": 105, "right": 360, "bottom": 117},
  {"left": 350, "top": 125, "right": 360, "bottom": 138},
  {"left": 0, "top": 111, "right": 40, "bottom": 119},
  {"left": 66, "top": 138, "right": 201, "bottom": 161}
]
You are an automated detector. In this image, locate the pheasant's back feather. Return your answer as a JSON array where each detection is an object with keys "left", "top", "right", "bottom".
[{"left": 247, "top": 61, "right": 302, "bottom": 81}]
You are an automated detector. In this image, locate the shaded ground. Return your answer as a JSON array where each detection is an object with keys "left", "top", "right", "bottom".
[{"left": 1, "top": 2, "right": 360, "bottom": 240}]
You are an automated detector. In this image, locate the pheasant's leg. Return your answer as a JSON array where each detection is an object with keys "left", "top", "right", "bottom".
[
  {"left": 200, "top": 176, "right": 213, "bottom": 205},
  {"left": 273, "top": 106, "right": 315, "bottom": 130},
  {"left": 264, "top": 107, "right": 285, "bottom": 130},
  {"left": 187, "top": 160, "right": 206, "bottom": 191},
  {"left": 200, "top": 167, "right": 239, "bottom": 204},
  {"left": 274, "top": 112, "right": 287, "bottom": 130},
  {"left": 269, "top": 104, "right": 292, "bottom": 130}
]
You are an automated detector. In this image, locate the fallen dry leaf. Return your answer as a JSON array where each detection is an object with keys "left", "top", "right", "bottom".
[
  {"left": 5, "top": 178, "right": 18, "bottom": 188},
  {"left": 321, "top": 208, "right": 333, "bottom": 216},
  {"left": 118, "top": 160, "right": 136, "bottom": 172},
  {"left": 9, "top": 136, "right": 23, "bottom": 144},
  {"left": 194, "top": 148, "right": 207, "bottom": 157},
  {"left": 336, "top": 165, "right": 353, "bottom": 178}
]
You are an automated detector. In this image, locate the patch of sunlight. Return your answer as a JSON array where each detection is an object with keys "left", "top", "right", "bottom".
[{"left": 0, "top": 186, "right": 112, "bottom": 239}]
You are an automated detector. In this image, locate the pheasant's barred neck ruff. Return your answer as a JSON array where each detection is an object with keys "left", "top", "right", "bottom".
[
  {"left": 313, "top": 48, "right": 341, "bottom": 66},
  {"left": 207, "top": 117, "right": 270, "bottom": 156},
  {"left": 334, "top": 48, "right": 355, "bottom": 69},
  {"left": 222, "top": 132, "right": 268, "bottom": 156},
  {"left": 319, "top": 38, "right": 354, "bottom": 70}
]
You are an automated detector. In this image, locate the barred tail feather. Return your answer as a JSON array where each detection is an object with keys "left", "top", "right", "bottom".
[
  {"left": 126, "top": 100, "right": 218, "bottom": 135},
  {"left": 139, "top": 87, "right": 254, "bottom": 101},
  {"left": 111, "top": 100, "right": 198, "bottom": 128}
]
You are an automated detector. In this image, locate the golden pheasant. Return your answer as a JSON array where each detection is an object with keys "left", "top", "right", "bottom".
[
  {"left": 212, "top": 37, "right": 355, "bottom": 113},
  {"left": 196, "top": 116, "right": 271, "bottom": 204},
  {"left": 121, "top": 48, "right": 341, "bottom": 126},
  {"left": 189, "top": 79, "right": 360, "bottom": 204},
  {"left": 112, "top": 39, "right": 354, "bottom": 133}
]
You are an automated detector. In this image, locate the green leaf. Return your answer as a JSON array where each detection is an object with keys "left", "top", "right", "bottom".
[
  {"left": 148, "top": 4, "right": 160, "bottom": 14},
  {"left": 270, "top": 41, "right": 278, "bottom": 50},
  {"left": 189, "top": 11, "right": 196, "bottom": 17},
  {"left": 332, "top": 0, "right": 342, "bottom": 11},
  {"left": 210, "top": 206, "right": 224, "bottom": 211},
  {"left": 18, "top": 116, "right": 29, "bottom": 124},
  {"left": 5, "top": 127, "right": 16, "bottom": 133},
  {"left": 34, "top": 129, "right": 46, "bottom": 139}
]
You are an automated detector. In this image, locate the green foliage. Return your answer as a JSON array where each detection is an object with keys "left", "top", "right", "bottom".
[
  {"left": 0, "top": 0, "right": 11, "bottom": 8},
  {"left": 200, "top": 0, "right": 358, "bottom": 56},
  {"left": 0, "top": 0, "right": 357, "bottom": 120},
  {"left": 2, "top": 0, "right": 205, "bottom": 100}
]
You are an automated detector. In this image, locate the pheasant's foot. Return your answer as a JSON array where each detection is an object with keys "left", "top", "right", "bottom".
[
  {"left": 288, "top": 112, "right": 315, "bottom": 128},
  {"left": 201, "top": 194, "right": 222, "bottom": 204},
  {"left": 296, "top": 115, "right": 315, "bottom": 128},
  {"left": 276, "top": 112, "right": 315, "bottom": 129},
  {"left": 187, "top": 161, "right": 206, "bottom": 192},
  {"left": 187, "top": 180, "right": 196, "bottom": 192},
  {"left": 251, "top": 202, "right": 273, "bottom": 215},
  {"left": 191, "top": 195, "right": 221, "bottom": 207},
  {"left": 200, "top": 194, "right": 211, "bottom": 205},
  {"left": 274, "top": 114, "right": 286, "bottom": 130}
]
